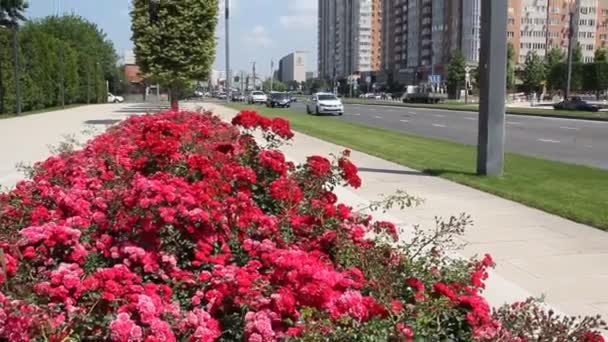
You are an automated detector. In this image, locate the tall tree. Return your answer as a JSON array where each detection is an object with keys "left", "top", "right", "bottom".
[
  {"left": 522, "top": 51, "right": 545, "bottom": 94},
  {"left": 506, "top": 42, "right": 515, "bottom": 91},
  {"left": 447, "top": 50, "right": 466, "bottom": 99},
  {"left": 544, "top": 47, "right": 565, "bottom": 79},
  {"left": 595, "top": 48, "right": 608, "bottom": 63},
  {"left": 1, "top": 0, "right": 28, "bottom": 114},
  {"left": 263, "top": 78, "right": 287, "bottom": 92},
  {"left": 131, "top": 0, "right": 218, "bottom": 109}
]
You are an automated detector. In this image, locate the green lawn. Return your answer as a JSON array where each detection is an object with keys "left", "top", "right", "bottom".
[
  {"left": 228, "top": 103, "right": 608, "bottom": 231},
  {"left": 0, "top": 104, "right": 86, "bottom": 120},
  {"left": 342, "top": 98, "right": 608, "bottom": 121}
]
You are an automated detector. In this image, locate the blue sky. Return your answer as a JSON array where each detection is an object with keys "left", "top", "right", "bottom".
[{"left": 25, "top": 0, "right": 318, "bottom": 77}]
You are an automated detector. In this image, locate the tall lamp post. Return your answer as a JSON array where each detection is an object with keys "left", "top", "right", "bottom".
[
  {"left": 225, "top": 0, "right": 231, "bottom": 103},
  {"left": 565, "top": 0, "right": 580, "bottom": 100},
  {"left": 477, "top": 0, "right": 508, "bottom": 176}
]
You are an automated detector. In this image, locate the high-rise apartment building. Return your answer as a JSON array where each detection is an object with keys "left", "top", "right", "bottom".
[
  {"left": 278, "top": 52, "right": 307, "bottom": 83},
  {"left": 380, "top": 0, "right": 480, "bottom": 84},
  {"left": 326, "top": 0, "right": 608, "bottom": 85},
  {"left": 318, "top": 0, "right": 383, "bottom": 80}
]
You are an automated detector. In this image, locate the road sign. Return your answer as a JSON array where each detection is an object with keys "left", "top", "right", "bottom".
[
  {"left": 365, "top": 76, "right": 371, "bottom": 84},
  {"left": 465, "top": 66, "right": 471, "bottom": 73}
]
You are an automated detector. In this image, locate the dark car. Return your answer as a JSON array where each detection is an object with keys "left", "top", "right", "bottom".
[
  {"left": 554, "top": 97, "right": 600, "bottom": 112},
  {"left": 231, "top": 92, "right": 245, "bottom": 102},
  {"left": 266, "top": 92, "right": 291, "bottom": 108}
]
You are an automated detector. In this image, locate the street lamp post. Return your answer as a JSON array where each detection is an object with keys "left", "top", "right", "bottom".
[
  {"left": 477, "top": 0, "right": 508, "bottom": 176},
  {"left": 225, "top": 0, "right": 231, "bottom": 103},
  {"left": 11, "top": 26, "right": 21, "bottom": 115},
  {"left": 565, "top": 0, "right": 580, "bottom": 100}
]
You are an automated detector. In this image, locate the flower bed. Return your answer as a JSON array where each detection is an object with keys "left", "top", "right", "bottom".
[{"left": 0, "top": 110, "right": 604, "bottom": 341}]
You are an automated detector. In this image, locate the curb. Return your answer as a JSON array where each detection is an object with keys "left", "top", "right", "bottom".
[{"left": 343, "top": 101, "right": 608, "bottom": 122}]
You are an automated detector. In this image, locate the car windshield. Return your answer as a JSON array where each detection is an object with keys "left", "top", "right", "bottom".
[
  {"left": 252, "top": 91, "right": 264, "bottom": 95},
  {"left": 272, "top": 93, "right": 288, "bottom": 99},
  {"left": 318, "top": 95, "right": 337, "bottom": 101}
]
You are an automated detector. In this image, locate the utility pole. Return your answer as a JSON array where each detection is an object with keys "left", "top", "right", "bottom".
[
  {"left": 225, "top": 0, "right": 231, "bottom": 103},
  {"left": 59, "top": 46, "right": 65, "bottom": 107},
  {"left": 58, "top": 0, "right": 65, "bottom": 107},
  {"left": 252, "top": 61, "right": 256, "bottom": 90},
  {"left": 86, "top": 59, "right": 91, "bottom": 104},
  {"left": 565, "top": 0, "right": 580, "bottom": 100},
  {"left": 270, "top": 59, "right": 274, "bottom": 92},
  {"left": 477, "top": 0, "right": 508, "bottom": 176},
  {"left": 11, "top": 26, "right": 21, "bottom": 115}
]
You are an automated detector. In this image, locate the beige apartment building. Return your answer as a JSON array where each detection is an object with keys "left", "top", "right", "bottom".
[{"left": 322, "top": 0, "right": 608, "bottom": 85}]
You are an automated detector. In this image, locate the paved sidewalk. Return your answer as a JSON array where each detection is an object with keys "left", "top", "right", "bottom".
[
  {"left": 0, "top": 103, "right": 166, "bottom": 189},
  {"left": 198, "top": 102, "right": 608, "bottom": 321}
]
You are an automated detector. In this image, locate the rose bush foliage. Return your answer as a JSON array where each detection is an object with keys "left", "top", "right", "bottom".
[{"left": 0, "top": 110, "right": 604, "bottom": 341}]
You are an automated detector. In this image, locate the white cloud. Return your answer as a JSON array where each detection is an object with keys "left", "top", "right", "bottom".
[
  {"left": 279, "top": 15, "right": 316, "bottom": 30},
  {"left": 251, "top": 25, "right": 273, "bottom": 47},
  {"left": 280, "top": 0, "right": 317, "bottom": 30}
]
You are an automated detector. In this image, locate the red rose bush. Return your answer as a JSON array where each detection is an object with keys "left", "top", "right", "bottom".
[{"left": 0, "top": 110, "right": 604, "bottom": 341}]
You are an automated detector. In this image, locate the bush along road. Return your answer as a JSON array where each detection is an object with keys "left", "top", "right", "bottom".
[{"left": 0, "top": 109, "right": 605, "bottom": 340}]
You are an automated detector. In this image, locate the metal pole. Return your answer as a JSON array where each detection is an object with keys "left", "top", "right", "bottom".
[
  {"left": 477, "top": 0, "right": 508, "bottom": 176},
  {"left": 565, "top": 0, "right": 580, "bottom": 100},
  {"left": 270, "top": 59, "right": 274, "bottom": 92},
  {"left": 59, "top": 45, "right": 65, "bottom": 107},
  {"left": 11, "top": 27, "right": 21, "bottom": 115},
  {"left": 86, "top": 60, "right": 90, "bottom": 104},
  {"left": 252, "top": 61, "right": 256, "bottom": 90},
  {"left": 225, "top": 0, "right": 231, "bottom": 103}
]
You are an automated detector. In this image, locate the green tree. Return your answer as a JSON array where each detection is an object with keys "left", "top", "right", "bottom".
[
  {"left": 573, "top": 42, "right": 583, "bottom": 63},
  {"left": 595, "top": 48, "right": 608, "bottom": 63},
  {"left": 522, "top": 52, "right": 545, "bottom": 94},
  {"left": 544, "top": 47, "right": 565, "bottom": 81},
  {"left": 447, "top": 50, "right": 465, "bottom": 99},
  {"left": 1, "top": 0, "right": 28, "bottom": 114},
  {"left": 263, "top": 78, "right": 287, "bottom": 92},
  {"left": 506, "top": 42, "right": 515, "bottom": 91},
  {"left": 131, "top": 0, "right": 218, "bottom": 109},
  {"left": 35, "top": 15, "right": 119, "bottom": 103}
]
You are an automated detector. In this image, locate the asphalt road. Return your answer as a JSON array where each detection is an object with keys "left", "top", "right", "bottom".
[{"left": 282, "top": 102, "right": 608, "bottom": 170}]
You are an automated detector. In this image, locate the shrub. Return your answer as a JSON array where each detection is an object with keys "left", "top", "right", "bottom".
[{"left": 0, "top": 110, "right": 604, "bottom": 341}]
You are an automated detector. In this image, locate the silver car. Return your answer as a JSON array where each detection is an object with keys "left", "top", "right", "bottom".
[{"left": 306, "top": 93, "right": 344, "bottom": 116}]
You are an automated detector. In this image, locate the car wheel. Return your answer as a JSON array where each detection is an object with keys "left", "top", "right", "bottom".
[
  {"left": 339, "top": 112, "right": 343, "bottom": 116},
  {"left": 306, "top": 106, "right": 311, "bottom": 114},
  {"left": 315, "top": 106, "right": 320, "bottom": 116}
]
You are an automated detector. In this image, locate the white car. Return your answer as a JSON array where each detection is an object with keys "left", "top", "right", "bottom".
[
  {"left": 306, "top": 93, "right": 344, "bottom": 116},
  {"left": 107, "top": 93, "right": 124, "bottom": 103},
  {"left": 248, "top": 91, "right": 268, "bottom": 104}
]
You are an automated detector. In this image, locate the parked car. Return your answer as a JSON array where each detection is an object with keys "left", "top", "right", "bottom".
[
  {"left": 266, "top": 92, "right": 292, "bottom": 108},
  {"left": 306, "top": 93, "right": 344, "bottom": 116},
  {"left": 194, "top": 90, "right": 204, "bottom": 97},
  {"left": 248, "top": 91, "right": 267, "bottom": 104},
  {"left": 217, "top": 92, "right": 227, "bottom": 100},
  {"left": 554, "top": 97, "right": 600, "bottom": 112},
  {"left": 231, "top": 92, "right": 246, "bottom": 102},
  {"left": 107, "top": 93, "right": 124, "bottom": 103}
]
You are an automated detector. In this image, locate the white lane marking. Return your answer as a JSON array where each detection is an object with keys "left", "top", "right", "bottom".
[
  {"left": 507, "top": 121, "right": 522, "bottom": 125},
  {"left": 370, "top": 109, "right": 377, "bottom": 111},
  {"left": 433, "top": 114, "right": 446, "bottom": 118},
  {"left": 351, "top": 113, "right": 361, "bottom": 116},
  {"left": 400, "top": 119, "right": 409, "bottom": 123},
  {"left": 374, "top": 115, "right": 383, "bottom": 119},
  {"left": 464, "top": 117, "right": 476, "bottom": 121},
  {"left": 560, "top": 126, "right": 580, "bottom": 131},
  {"left": 538, "top": 138, "right": 561, "bottom": 143},
  {"left": 408, "top": 111, "right": 417, "bottom": 115},
  {"left": 432, "top": 123, "right": 447, "bottom": 128},
  {"left": 585, "top": 145, "right": 593, "bottom": 149}
]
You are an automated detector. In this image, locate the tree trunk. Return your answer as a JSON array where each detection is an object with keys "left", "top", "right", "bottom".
[
  {"left": 170, "top": 86, "right": 179, "bottom": 111},
  {"left": 11, "top": 27, "right": 21, "bottom": 115}
]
